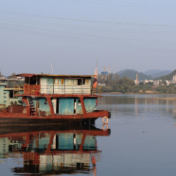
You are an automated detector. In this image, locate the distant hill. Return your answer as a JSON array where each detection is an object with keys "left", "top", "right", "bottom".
[
  {"left": 160, "top": 70, "right": 176, "bottom": 80},
  {"left": 116, "top": 69, "right": 153, "bottom": 81},
  {"left": 117, "top": 69, "right": 136, "bottom": 75},
  {"left": 143, "top": 70, "right": 172, "bottom": 78}
]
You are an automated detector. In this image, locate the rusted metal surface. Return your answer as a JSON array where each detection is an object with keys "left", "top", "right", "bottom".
[
  {"left": 0, "top": 109, "right": 110, "bottom": 119},
  {"left": 0, "top": 104, "right": 6, "bottom": 111},
  {"left": 22, "top": 97, "right": 30, "bottom": 115},
  {"left": 0, "top": 110, "right": 110, "bottom": 123},
  {"left": 47, "top": 97, "right": 55, "bottom": 116},
  {"left": 19, "top": 84, "right": 92, "bottom": 95},
  {"left": 0, "top": 125, "right": 111, "bottom": 136},
  {"left": 24, "top": 84, "right": 40, "bottom": 95},
  {"left": 16, "top": 73, "right": 35, "bottom": 77},
  {"left": 1, "top": 73, "right": 109, "bottom": 125},
  {"left": 0, "top": 94, "right": 110, "bottom": 124},
  {"left": 16, "top": 73, "right": 94, "bottom": 78},
  {"left": 7, "top": 105, "right": 27, "bottom": 113},
  {"left": 15, "top": 93, "right": 101, "bottom": 98}
]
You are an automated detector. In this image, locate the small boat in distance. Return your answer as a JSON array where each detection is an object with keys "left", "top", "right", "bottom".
[{"left": 0, "top": 73, "right": 110, "bottom": 125}]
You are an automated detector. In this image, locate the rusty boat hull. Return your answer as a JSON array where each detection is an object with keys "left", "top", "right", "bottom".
[
  {"left": 0, "top": 110, "right": 111, "bottom": 126},
  {"left": 0, "top": 123, "right": 111, "bottom": 135},
  {"left": 0, "top": 73, "right": 111, "bottom": 125}
]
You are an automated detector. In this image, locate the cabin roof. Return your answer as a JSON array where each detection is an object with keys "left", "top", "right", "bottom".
[
  {"left": 0, "top": 78, "right": 7, "bottom": 81},
  {"left": 16, "top": 73, "right": 95, "bottom": 78}
]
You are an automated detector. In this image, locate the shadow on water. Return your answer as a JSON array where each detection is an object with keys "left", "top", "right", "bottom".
[{"left": 0, "top": 124, "right": 111, "bottom": 175}]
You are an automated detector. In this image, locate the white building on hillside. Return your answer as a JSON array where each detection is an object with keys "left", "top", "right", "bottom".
[{"left": 173, "top": 75, "right": 176, "bottom": 83}]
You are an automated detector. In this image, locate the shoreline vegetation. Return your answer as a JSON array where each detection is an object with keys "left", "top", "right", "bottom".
[{"left": 96, "top": 73, "right": 176, "bottom": 94}]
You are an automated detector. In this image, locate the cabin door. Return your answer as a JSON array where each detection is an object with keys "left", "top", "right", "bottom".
[
  {"left": 59, "top": 98, "right": 74, "bottom": 115},
  {"left": 84, "top": 98, "right": 96, "bottom": 112},
  {"left": 40, "top": 78, "right": 47, "bottom": 94}
]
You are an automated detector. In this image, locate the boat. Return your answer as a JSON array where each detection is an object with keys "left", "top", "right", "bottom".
[
  {"left": 0, "top": 73, "right": 110, "bottom": 125},
  {"left": 0, "top": 125, "right": 110, "bottom": 175}
]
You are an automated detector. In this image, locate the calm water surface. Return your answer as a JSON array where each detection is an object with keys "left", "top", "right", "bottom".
[{"left": 1, "top": 94, "right": 176, "bottom": 176}]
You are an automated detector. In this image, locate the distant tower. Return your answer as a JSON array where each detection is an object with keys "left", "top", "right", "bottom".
[
  {"left": 135, "top": 73, "right": 139, "bottom": 85},
  {"left": 0, "top": 70, "right": 1, "bottom": 77}
]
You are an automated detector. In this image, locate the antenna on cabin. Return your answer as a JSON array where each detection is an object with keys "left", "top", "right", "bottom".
[{"left": 50, "top": 58, "right": 54, "bottom": 75}]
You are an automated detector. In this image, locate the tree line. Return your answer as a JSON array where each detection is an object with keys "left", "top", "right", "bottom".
[{"left": 97, "top": 73, "right": 176, "bottom": 94}]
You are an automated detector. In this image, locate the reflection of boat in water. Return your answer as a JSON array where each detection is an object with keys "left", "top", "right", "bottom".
[
  {"left": 0, "top": 125, "right": 110, "bottom": 175},
  {"left": 0, "top": 74, "right": 110, "bottom": 125}
]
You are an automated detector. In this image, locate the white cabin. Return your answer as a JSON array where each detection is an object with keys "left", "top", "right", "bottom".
[{"left": 17, "top": 74, "right": 95, "bottom": 95}]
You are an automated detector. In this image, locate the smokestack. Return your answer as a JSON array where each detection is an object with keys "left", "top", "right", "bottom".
[{"left": 136, "top": 73, "right": 139, "bottom": 85}]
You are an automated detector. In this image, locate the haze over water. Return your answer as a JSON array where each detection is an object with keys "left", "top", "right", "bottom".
[{"left": 1, "top": 94, "right": 176, "bottom": 175}]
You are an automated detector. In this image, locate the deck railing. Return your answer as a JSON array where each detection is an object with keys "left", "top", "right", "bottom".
[{"left": 16, "top": 84, "right": 92, "bottom": 95}]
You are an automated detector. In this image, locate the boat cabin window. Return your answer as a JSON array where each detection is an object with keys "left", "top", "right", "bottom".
[
  {"left": 9, "top": 90, "right": 14, "bottom": 98},
  {"left": 25, "top": 76, "right": 40, "bottom": 85},
  {"left": 78, "top": 79, "right": 85, "bottom": 85},
  {"left": 30, "top": 77, "right": 37, "bottom": 85},
  {"left": 0, "top": 80, "right": 6, "bottom": 83}
]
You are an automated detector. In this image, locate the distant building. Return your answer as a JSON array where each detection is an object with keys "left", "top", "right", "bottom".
[
  {"left": 0, "top": 71, "right": 23, "bottom": 107},
  {"left": 165, "top": 80, "right": 171, "bottom": 86},
  {"left": 0, "top": 70, "right": 5, "bottom": 79},
  {"left": 101, "top": 71, "right": 108, "bottom": 75},
  {"left": 144, "top": 80, "right": 153, "bottom": 84},
  {"left": 135, "top": 73, "right": 139, "bottom": 85},
  {"left": 153, "top": 80, "right": 161, "bottom": 86},
  {"left": 98, "top": 83, "right": 106, "bottom": 86},
  {"left": 173, "top": 75, "right": 176, "bottom": 83},
  {"left": 101, "top": 71, "right": 108, "bottom": 80},
  {"left": 135, "top": 78, "right": 174, "bottom": 87},
  {"left": 8, "top": 75, "right": 25, "bottom": 82}
]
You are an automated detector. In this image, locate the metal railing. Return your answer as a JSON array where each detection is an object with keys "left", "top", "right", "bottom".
[{"left": 15, "top": 84, "right": 92, "bottom": 95}]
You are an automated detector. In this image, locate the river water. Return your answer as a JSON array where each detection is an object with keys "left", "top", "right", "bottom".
[{"left": 1, "top": 94, "right": 176, "bottom": 176}]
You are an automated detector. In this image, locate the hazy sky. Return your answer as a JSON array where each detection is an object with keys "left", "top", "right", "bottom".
[{"left": 0, "top": 0, "right": 176, "bottom": 76}]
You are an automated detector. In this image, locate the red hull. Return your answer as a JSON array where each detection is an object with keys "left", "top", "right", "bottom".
[{"left": 0, "top": 110, "right": 110, "bottom": 125}]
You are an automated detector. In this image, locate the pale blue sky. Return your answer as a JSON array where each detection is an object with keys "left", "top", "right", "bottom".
[{"left": 0, "top": 0, "right": 176, "bottom": 76}]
